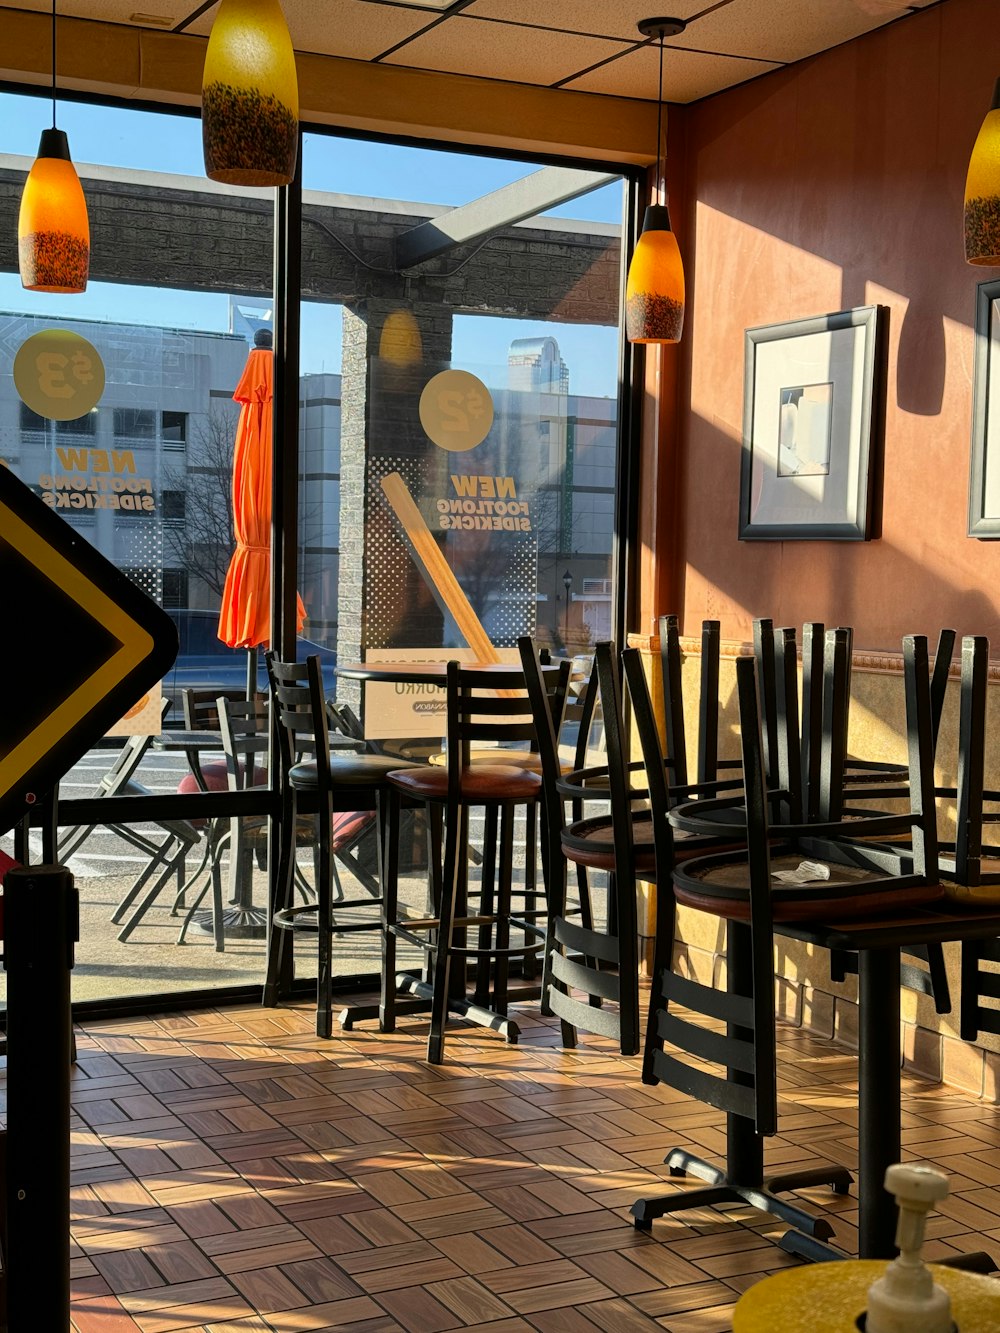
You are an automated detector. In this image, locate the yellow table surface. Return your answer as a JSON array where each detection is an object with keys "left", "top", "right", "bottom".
[{"left": 733, "top": 1260, "right": 1000, "bottom": 1331}]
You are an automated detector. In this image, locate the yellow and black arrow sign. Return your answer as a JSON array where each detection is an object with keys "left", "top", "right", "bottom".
[{"left": 0, "top": 465, "right": 178, "bottom": 838}]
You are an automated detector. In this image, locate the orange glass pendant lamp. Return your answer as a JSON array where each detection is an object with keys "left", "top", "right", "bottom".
[
  {"left": 18, "top": 1, "right": 90, "bottom": 294},
  {"left": 626, "top": 204, "right": 685, "bottom": 343},
  {"left": 202, "top": 0, "right": 299, "bottom": 188},
  {"left": 625, "top": 18, "right": 686, "bottom": 344},
  {"left": 965, "top": 77, "right": 1000, "bottom": 265}
]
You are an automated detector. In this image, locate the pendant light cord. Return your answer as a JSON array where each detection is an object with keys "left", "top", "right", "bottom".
[
  {"left": 655, "top": 32, "right": 664, "bottom": 200},
  {"left": 51, "top": 0, "right": 57, "bottom": 128}
]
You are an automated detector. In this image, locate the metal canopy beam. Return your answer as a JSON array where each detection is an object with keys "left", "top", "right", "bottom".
[{"left": 394, "top": 165, "right": 617, "bottom": 270}]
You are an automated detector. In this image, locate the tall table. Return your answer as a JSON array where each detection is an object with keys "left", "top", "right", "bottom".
[{"left": 775, "top": 903, "right": 1000, "bottom": 1260}]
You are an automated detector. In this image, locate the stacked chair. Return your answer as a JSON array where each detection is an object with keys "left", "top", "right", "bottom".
[
  {"left": 519, "top": 635, "right": 740, "bottom": 1056},
  {"left": 520, "top": 637, "right": 643, "bottom": 1054},
  {"left": 934, "top": 635, "right": 1000, "bottom": 1042},
  {"left": 629, "top": 635, "right": 950, "bottom": 1256}
]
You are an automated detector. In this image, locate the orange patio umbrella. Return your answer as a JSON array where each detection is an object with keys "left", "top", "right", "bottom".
[{"left": 218, "top": 328, "right": 304, "bottom": 686}]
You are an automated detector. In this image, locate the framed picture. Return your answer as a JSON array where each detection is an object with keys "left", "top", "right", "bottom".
[
  {"left": 739, "top": 305, "right": 887, "bottom": 541},
  {"left": 969, "top": 278, "right": 1000, "bottom": 538}
]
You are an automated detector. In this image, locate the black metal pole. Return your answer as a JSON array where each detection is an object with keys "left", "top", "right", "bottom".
[
  {"left": 3, "top": 865, "right": 78, "bottom": 1330},
  {"left": 727, "top": 919, "right": 764, "bottom": 1187},
  {"left": 859, "top": 946, "right": 900, "bottom": 1258},
  {"left": 265, "top": 137, "right": 303, "bottom": 1004},
  {"left": 271, "top": 139, "right": 302, "bottom": 668}
]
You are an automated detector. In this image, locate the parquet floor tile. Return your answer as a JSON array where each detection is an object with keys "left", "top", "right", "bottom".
[{"left": 31, "top": 996, "right": 996, "bottom": 1332}]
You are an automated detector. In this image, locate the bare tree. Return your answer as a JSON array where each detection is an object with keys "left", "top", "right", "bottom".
[{"left": 163, "top": 409, "right": 238, "bottom": 601}]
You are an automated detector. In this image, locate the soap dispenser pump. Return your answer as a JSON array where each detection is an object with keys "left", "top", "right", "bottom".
[{"left": 865, "top": 1163, "right": 952, "bottom": 1333}]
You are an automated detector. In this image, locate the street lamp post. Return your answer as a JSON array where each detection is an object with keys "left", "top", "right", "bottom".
[{"left": 562, "top": 568, "right": 572, "bottom": 646}]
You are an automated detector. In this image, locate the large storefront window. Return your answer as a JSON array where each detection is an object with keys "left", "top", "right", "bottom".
[
  {"left": 297, "top": 132, "right": 624, "bottom": 742},
  {"left": 0, "top": 90, "right": 629, "bottom": 1008}
]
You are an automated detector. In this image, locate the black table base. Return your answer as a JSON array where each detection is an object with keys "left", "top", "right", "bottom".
[
  {"left": 631, "top": 1117, "right": 850, "bottom": 1261},
  {"left": 393, "top": 969, "right": 522, "bottom": 1044},
  {"left": 189, "top": 905, "right": 268, "bottom": 940}
]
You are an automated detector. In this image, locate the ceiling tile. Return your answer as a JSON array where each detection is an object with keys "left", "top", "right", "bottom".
[
  {"left": 675, "top": 0, "right": 912, "bottom": 65},
  {"left": 563, "top": 42, "right": 781, "bottom": 104},
  {"left": 382, "top": 14, "right": 632, "bottom": 85},
  {"left": 184, "top": 0, "right": 433, "bottom": 60},
  {"left": 462, "top": 0, "right": 706, "bottom": 44},
  {"left": 10, "top": 0, "right": 190, "bottom": 23}
]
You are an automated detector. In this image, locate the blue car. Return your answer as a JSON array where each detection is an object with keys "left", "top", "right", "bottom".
[{"left": 162, "top": 609, "right": 337, "bottom": 722}]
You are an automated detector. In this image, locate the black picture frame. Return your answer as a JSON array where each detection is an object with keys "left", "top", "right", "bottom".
[
  {"left": 739, "top": 305, "right": 887, "bottom": 541},
  {"left": 969, "top": 278, "right": 1000, "bottom": 538}
]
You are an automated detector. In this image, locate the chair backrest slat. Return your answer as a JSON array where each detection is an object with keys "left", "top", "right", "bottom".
[
  {"left": 800, "top": 621, "right": 825, "bottom": 822},
  {"left": 659, "top": 614, "right": 688, "bottom": 786},
  {"left": 593, "top": 642, "right": 640, "bottom": 1055},
  {"left": 217, "top": 696, "right": 269, "bottom": 791},
  {"left": 818, "top": 628, "right": 851, "bottom": 822},
  {"left": 774, "top": 626, "right": 803, "bottom": 825},
  {"left": 697, "top": 620, "right": 722, "bottom": 785},
  {"left": 955, "top": 635, "right": 989, "bottom": 886},
  {"left": 753, "top": 618, "right": 779, "bottom": 786}
]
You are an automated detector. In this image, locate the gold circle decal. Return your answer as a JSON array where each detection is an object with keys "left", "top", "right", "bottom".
[
  {"left": 418, "top": 370, "right": 494, "bottom": 452},
  {"left": 14, "top": 329, "right": 106, "bottom": 422}
]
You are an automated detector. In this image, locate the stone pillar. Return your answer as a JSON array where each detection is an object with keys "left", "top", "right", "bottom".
[{"left": 336, "top": 297, "right": 453, "bottom": 713}]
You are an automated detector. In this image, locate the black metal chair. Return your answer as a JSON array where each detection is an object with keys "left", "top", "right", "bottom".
[
  {"left": 941, "top": 635, "right": 1000, "bottom": 1041},
  {"left": 265, "top": 653, "right": 422, "bottom": 1036},
  {"left": 382, "top": 659, "right": 568, "bottom": 1063},
  {"left": 631, "top": 638, "right": 947, "bottom": 1254},
  {"left": 519, "top": 637, "right": 636, "bottom": 1050},
  {"left": 659, "top": 614, "right": 742, "bottom": 795}
]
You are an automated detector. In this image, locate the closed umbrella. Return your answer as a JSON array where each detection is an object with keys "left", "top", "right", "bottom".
[{"left": 218, "top": 327, "right": 304, "bottom": 693}]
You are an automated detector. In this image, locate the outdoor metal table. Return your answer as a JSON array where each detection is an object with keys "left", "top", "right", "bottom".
[{"left": 151, "top": 730, "right": 224, "bottom": 792}]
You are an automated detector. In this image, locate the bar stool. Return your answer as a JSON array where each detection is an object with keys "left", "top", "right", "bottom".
[
  {"left": 382, "top": 659, "right": 567, "bottom": 1063},
  {"left": 265, "top": 652, "right": 422, "bottom": 1037}
]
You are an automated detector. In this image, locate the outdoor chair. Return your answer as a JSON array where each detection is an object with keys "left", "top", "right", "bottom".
[
  {"left": 171, "top": 695, "right": 277, "bottom": 950},
  {"left": 178, "top": 687, "right": 257, "bottom": 792},
  {"left": 57, "top": 700, "right": 206, "bottom": 939}
]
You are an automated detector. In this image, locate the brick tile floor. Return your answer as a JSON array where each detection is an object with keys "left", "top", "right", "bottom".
[{"left": 43, "top": 1000, "right": 1000, "bottom": 1332}]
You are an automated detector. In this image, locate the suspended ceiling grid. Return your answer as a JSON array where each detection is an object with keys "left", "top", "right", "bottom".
[{"left": 0, "top": 0, "right": 943, "bottom": 104}]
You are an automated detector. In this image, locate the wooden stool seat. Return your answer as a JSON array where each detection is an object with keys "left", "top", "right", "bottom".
[
  {"left": 675, "top": 847, "right": 945, "bottom": 922},
  {"left": 389, "top": 763, "right": 541, "bottom": 802}
]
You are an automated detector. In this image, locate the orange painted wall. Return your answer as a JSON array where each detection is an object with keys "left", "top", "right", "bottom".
[{"left": 669, "top": 0, "right": 1000, "bottom": 651}]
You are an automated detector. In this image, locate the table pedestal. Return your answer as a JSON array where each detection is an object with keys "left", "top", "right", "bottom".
[{"left": 631, "top": 915, "right": 852, "bottom": 1258}]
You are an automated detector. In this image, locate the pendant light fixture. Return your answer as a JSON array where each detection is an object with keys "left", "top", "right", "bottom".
[
  {"left": 379, "top": 308, "right": 423, "bottom": 367},
  {"left": 625, "top": 18, "right": 686, "bottom": 344},
  {"left": 17, "top": 0, "right": 90, "bottom": 294},
  {"left": 202, "top": 0, "right": 299, "bottom": 188},
  {"left": 964, "top": 78, "right": 1000, "bottom": 265}
]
